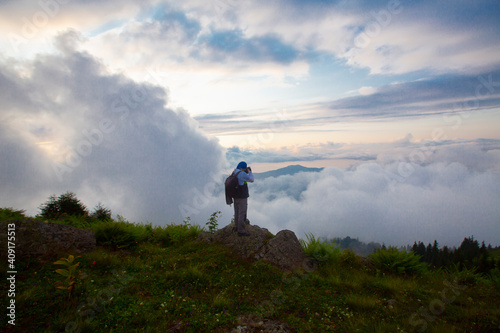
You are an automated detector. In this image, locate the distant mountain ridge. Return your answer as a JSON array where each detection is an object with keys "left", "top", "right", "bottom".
[{"left": 254, "top": 164, "right": 324, "bottom": 179}]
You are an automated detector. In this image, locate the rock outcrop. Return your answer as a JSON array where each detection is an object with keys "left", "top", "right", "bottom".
[
  {"left": 198, "top": 223, "right": 313, "bottom": 271},
  {"left": 0, "top": 219, "right": 96, "bottom": 263}
]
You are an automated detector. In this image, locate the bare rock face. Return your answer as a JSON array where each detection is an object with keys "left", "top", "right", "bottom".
[
  {"left": 198, "top": 223, "right": 312, "bottom": 271},
  {"left": 0, "top": 219, "right": 96, "bottom": 263}
]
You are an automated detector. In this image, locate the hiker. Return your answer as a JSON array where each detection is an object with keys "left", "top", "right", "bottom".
[{"left": 233, "top": 161, "right": 254, "bottom": 236}]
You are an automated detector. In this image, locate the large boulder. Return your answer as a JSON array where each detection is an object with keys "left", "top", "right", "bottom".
[
  {"left": 0, "top": 219, "right": 96, "bottom": 263},
  {"left": 260, "top": 229, "right": 309, "bottom": 271},
  {"left": 198, "top": 223, "right": 313, "bottom": 271}
]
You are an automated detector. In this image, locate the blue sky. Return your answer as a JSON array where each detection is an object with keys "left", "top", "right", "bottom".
[{"left": 1, "top": 0, "right": 500, "bottom": 246}]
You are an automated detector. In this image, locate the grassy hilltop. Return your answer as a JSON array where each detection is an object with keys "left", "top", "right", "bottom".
[{"left": 1, "top": 204, "right": 499, "bottom": 332}]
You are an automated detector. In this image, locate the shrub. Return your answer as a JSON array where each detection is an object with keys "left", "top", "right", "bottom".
[
  {"left": 94, "top": 222, "right": 139, "bottom": 250},
  {"left": 39, "top": 192, "right": 88, "bottom": 219},
  {"left": 300, "top": 233, "right": 341, "bottom": 265},
  {"left": 0, "top": 207, "right": 26, "bottom": 221},
  {"left": 154, "top": 227, "right": 174, "bottom": 247},
  {"left": 369, "top": 247, "right": 427, "bottom": 276},
  {"left": 340, "top": 249, "right": 364, "bottom": 269},
  {"left": 488, "top": 268, "right": 500, "bottom": 287}
]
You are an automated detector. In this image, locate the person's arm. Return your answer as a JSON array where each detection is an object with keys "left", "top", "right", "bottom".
[
  {"left": 238, "top": 168, "right": 254, "bottom": 183},
  {"left": 246, "top": 169, "right": 254, "bottom": 183}
]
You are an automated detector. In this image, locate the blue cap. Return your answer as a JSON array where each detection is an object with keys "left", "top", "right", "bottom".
[{"left": 237, "top": 161, "right": 247, "bottom": 169}]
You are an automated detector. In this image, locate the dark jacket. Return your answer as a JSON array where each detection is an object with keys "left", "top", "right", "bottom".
[
  {"left": 235, "top": 182, "right": 249, "bottom": 199},
  {"left": 234, "top": 168, "right": 254, "bottom": 199}
]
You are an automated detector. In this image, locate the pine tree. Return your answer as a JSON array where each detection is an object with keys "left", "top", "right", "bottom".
[
  {"left": 424, "top": 243, "right": 432, "bottom": 263},
  {"left": 441, "top": 245, "right": 451, "bottom": 267},
  {"left": 431, "top": 240, "right": 439, "bottom": 267},
  {"left": 412, "top": 241, "right": 418, "bottom": 253}
]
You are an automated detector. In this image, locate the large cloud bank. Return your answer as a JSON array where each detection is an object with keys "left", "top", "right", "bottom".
[
  {"left": 0, "top": 33, "right": 225, "bottom": 223},
  {"left": 246, "top": 156, "right": 500, "bottom": 247},
  {"left": 218, "top": 139, "right": 500, "bottom": 247}
]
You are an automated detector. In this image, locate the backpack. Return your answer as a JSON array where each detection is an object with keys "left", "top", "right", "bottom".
[{"left": 225, "top": 170, "right": 241, "bottom": 205}]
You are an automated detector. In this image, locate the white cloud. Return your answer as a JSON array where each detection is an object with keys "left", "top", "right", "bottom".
[
  {"left": 77, "top": 7, "right": 312, "bottom": 114},
  {"left": 216, "top": 139, "right": 500, "bottom": 247},
  {"left": 2, "top": 0, "right": 499, "bottom": 78},
  {"left": 0, "top": 32, "right": 226, "bottom": 223},
  {"left": 245, "top": 158, "right": 500, "bottom": 247},
  {"left": 183, "top": 0, "right": 500, "bottom": 76},
  {"left": 0, "top": 0, "right": 154, "bottom": 60},
  {"left": 232, "top": 0, "right": 358, "bottom": 53},
  {"left": 358, "top": 86, "right": 377, "bottom": 96},
  {"left": 339, "top": 5, "right": 500, "bottom": 75}
]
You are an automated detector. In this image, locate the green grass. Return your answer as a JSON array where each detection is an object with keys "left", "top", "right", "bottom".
[{"left": 1, "top": 213, "right": 500, "bottom": 332}]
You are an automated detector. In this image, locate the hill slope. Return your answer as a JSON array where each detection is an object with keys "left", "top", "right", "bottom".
[{"left": 1, "top": 209, "right": 499, "bottom": 332}]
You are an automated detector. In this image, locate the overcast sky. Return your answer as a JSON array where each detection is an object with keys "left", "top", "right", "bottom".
[{"left": 1, "top": 0, "right": 499, "bottom": 246}]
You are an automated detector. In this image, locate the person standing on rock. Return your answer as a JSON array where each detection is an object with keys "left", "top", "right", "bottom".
[{"left": 233, "top": 161, "right": 254, "bottom": 237}]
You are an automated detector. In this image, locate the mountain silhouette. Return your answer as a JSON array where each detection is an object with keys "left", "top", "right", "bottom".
[{"left": 254, "top": 165, "right": 323, "bottom": 179}]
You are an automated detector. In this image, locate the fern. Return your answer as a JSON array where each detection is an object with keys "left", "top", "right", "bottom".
[
  {"left": 369, "top": 247, "right": 427, "bottom": 276},
  {"left": 300, "top": 233, "right": 341, "bottom": 264},
  {"left": 445, "top": 262, "right": 482, "bottom": 285}
]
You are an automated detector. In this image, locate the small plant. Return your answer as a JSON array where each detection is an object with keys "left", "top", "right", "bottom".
[
  {"left": 53, "top": 254, "right": 80, "bottom": 299},
  {"left": 265, "top": 231, "right": 275, "bottom": 242},
  {"left": 212, "top": 291, "right": 232, "bottom": 309},
  {"left": 206, "top": 211, "right": 221, "bottom": 234}
]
